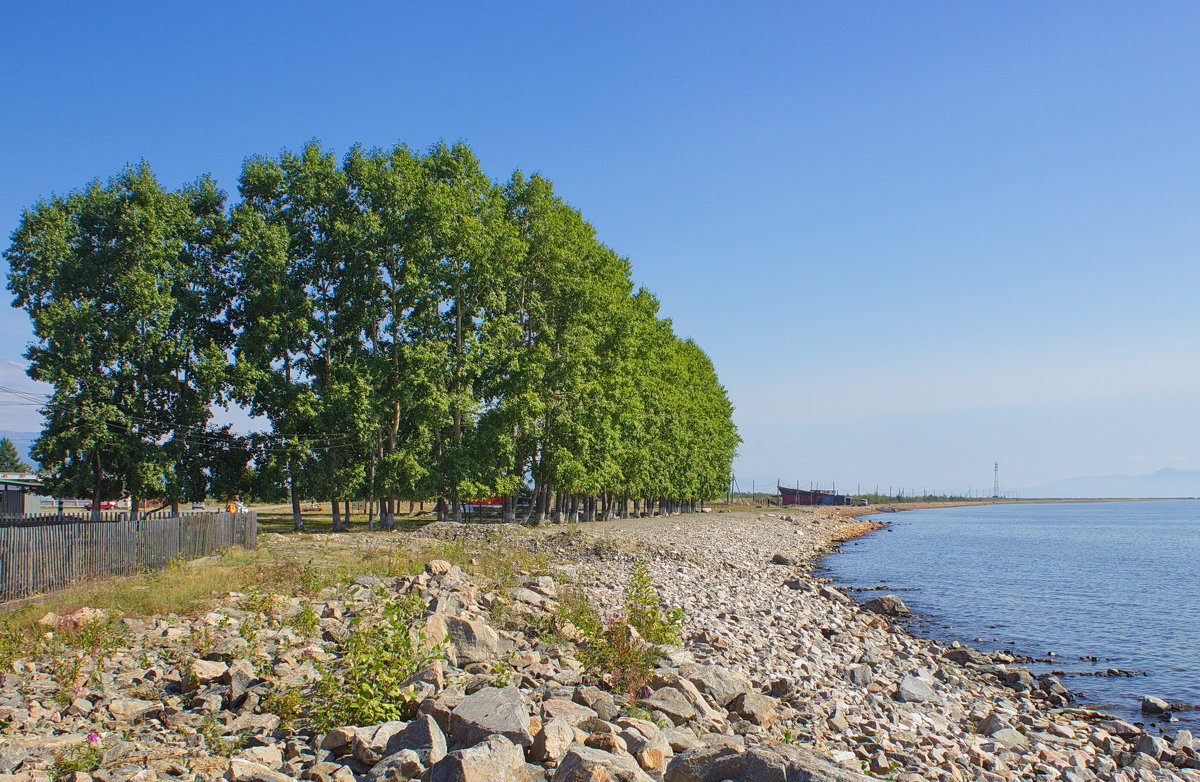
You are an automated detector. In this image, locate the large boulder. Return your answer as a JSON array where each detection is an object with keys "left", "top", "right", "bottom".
[
  {"left": 862, "top": 594, "right": 909, "bottom": 616},
  {"left": 665, "top": 744, "right": 873, "bottom": 782},
  {"left": 895, "top": 675, "right": 942, "bottom": 705},
  {"left": 426, "top": 614, "right": 501, "bottom": 667},
  {"left": 357, "top": 715, "right": 447, "bottom": 767},
  {"left": 552, "top": 745, "right": 655, "bottom": 782},
  {"left": 645, "top": 687, "right": 697, "bottom": 725},
  {"left": 678, "top": 663, "right": 752, "bottom": 708},
  {"left": 450, "top": 686, "right": 534, "bottom": 748},
  {"left": 426, "top": 734, "right": 534, "bottom": 782}
]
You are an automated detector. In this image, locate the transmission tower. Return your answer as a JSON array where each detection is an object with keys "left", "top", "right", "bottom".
[{"left": 992, "top": 462, "right": 999, "bottom": 499}]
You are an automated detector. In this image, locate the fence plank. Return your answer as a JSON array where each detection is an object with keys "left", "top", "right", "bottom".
[{"left": 0, "top": 511, "right": 258, "bottom": 602}]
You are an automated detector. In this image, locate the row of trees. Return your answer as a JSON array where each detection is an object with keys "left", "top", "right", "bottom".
[{"left": 5, "top": 142, "right": 739, "bottom": 527}]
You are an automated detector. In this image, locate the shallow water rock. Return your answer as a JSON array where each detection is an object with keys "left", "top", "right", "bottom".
[
  {"left": 862, "top": 594, "right": 909, "bottom": 616},
  {"left": 1142, "top": 695, "right": 1170, "bottom": 715}
]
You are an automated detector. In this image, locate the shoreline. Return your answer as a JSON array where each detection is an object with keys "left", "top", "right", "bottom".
[
  {"left": 560, "top": 508, "right": 1197, "bottom": 780},
  {"left": 0, "top": 509, "right": 1194, "bottom": 780}
]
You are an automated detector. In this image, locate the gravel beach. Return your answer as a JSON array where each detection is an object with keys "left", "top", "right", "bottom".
[{"left": 0, "top": 507, "right": 1194, "bottom": 781}]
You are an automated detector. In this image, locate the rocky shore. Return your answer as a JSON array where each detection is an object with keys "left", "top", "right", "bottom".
[{"left": 0, "top": 508, "right": 1195, "bottom": 782}]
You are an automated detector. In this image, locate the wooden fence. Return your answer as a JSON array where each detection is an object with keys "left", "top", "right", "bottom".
[{"left": 0, "top": 511, "right": 257, "bottom": 603}]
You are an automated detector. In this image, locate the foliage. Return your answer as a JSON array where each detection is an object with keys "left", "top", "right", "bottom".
[
  {"left": 261, "top": 686, "right": 305, "bottom": 730},
  {"left": 623, "top": 561, "right": 685, "bottom": 645},
  {"left": 288, "top": 604, "right": 320, "bottom": 637},
  {"left": 0, "top": 437, "right": 31, "bottom": 472},
  {"left": 51, "top": 734, "right": 103, "bottom": 780},
  {"left": 199, "top": 714, "right": 244, "bottom": 756},
  {"left": 5, "top": 143, "right": 739, "bottom": 522},
  {"left": 307, "top": 591, "right": 443, "bottom": 729},
  {"left": 563, "top": 564, "right": 683, "bottom": 705}
]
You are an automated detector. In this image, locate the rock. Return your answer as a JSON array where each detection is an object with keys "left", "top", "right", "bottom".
[
  {"left": 1142, "top": 695, "right": 1170, "bottom": 714},
  {"left": 818, "top": 584, "right": 853, "bottom": 604},
  {"left": 427, "top": 734, "right": 531, "bottom": 782},
  {"left": 320, "top": 726, "right": 358, "bottom": 756},
  {"left": 727, "top": 691, "right": 777, "bottom": 727},
  {"left": 1135, "top": 734, "right": 1169, "bottom": 759},
  {"left": 977, "top": 711, "right": 1011, "bottom": 736},
  {"left": 225, "top": 759, "right": 294, "bottom": 782},
  {"left": 530, "top": 717, "right": 574, "bottom": 763},
  {"left": 575, "top": 687, "right": 620, "bottom": 721},
  {"left": 1097, "top": 718, "right": 1141, "bottom": 737},
  {"left": 618, "top": 718, "right": 673, "bottom": 772},
  {"left": 644, "top": 687, "right": 696, "bottom": 724},
  {"left": 450, "top": 686, "right": 534, "bottom": 748},
  {"left": 771, "top": 552, "right": 800, "bottom": 566},
  {"left": 677, "top": 663, "right": 751, "bottom": 708},
  {"left": 664, "top": 744, "right": 871, "bottom": 782},
  {"left": 190, "top": 658, "right": 230, "bottom": 688},
  {"left": 365, "top": 750, "right": 425, "bottom": 782},
  {"left": 552, "top": 746, "right": 655, "bottom": 782},
  {"left": 862, "top": 594, "right": 910, "bottom": 616},
  {"left": 989, "top": 728, "right": 1029, "bottom": 748},
  {"left": 895, "top": 675, "right": 942, "bottom": 704},
  {"left": 426, "top": 614, "right": 501, "bottom": 667},
  {"left": 240, "top": 745, "right": 283, "bottom": 768},
  {"left": 353, "top": 721, "right": 409, "bottom": 765},
  {"left": 107, "top": 697, "right": 162, "bottom": 722},
  {"left": 845, "top": 663, "right": 872, "bottom": 686},
  {"left": 541, "top": 699, "right": 598, "bottom": 727}
]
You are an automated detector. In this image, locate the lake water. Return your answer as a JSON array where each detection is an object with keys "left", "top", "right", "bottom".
[{"left": 822, "top": 500, "right": 1200, "bottom": 730}]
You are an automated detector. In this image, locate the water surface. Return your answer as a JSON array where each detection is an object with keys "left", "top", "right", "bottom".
[{"left": 823, "top": 501, "right": 1200, "bottom": 730}]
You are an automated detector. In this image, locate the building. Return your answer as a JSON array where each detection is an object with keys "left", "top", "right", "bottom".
[{"left": 0, "top": 473, "right": 46, "bottom": 515}]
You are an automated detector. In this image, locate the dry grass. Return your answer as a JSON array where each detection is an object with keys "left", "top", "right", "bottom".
[{"left": 0, "top": 527, "right": 555, "bottom": 637}]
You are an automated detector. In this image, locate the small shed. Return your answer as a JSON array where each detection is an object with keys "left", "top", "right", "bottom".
[{"left": 0, "top": 473, "right": 46, "bottom": 515}]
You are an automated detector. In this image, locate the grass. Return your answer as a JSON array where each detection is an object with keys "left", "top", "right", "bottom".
[{"left": 0, "top": 524, "right": 554, "bottom": 641}]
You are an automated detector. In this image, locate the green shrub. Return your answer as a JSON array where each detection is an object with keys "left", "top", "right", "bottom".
[
  {"left": 288, "top": 604, "right": 320, "bottom": 637},
  {"left": 308, "top": 591, "right": 443, "bottom": 729},
  {"left": 623, "top": 561, "right": 684, "bottom": 645},
  {"left": 563, "top": 563, "right": 684, "bottom": 705}
]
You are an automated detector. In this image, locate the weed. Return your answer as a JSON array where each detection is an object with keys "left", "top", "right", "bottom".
[
  {"left": 51, "top": 733, "right": 103, "bottom": 779},
  {"left": 308, "top": 591, "right": 443, "bottom": 730},
  {"left": 261, "top": 687, "right": 304, "bottom": 730},
  {"left": 238, "top": 618, "right": 260, "bottom": 645},
  {"left": 186, "top": 624, "right": 216, "bottom": 658},
  {"left": 288, "top": 604, "right": 320, "bottom": 638},
  {"left": 489, "top": 650, "right": 517, "bottom": 688},
  {"left": 198, "top": 714, "right": 243, "bottom": 756},
  {"left": 623, "top": 561, "right": 684, "bottom": 645},
  {"left": 0, "top": 626, "right": 31, "bottom": 672},
  {"left": 50, "top": 653, "right": 87, "bottom": 707}
]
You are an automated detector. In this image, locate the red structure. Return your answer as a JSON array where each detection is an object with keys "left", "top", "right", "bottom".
[{"left": 778, "top": 486, "right": 850, "bottom": 506}]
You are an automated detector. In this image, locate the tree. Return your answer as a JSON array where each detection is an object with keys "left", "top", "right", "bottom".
[
  {"left": 0, "top": 438, "right": 31, "bottom": 472},
  {"left": 6, "top": 162, "right": 230, "bottom": 520}
]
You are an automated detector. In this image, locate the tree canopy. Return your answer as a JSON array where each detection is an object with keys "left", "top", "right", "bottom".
[{"left": 5, "top": 143, "right": 739, "bottom": 523}]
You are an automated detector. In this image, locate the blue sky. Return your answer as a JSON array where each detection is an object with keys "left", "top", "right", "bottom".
[{"left": 3, "top": 1, "right": 1199, "bottom": 492}]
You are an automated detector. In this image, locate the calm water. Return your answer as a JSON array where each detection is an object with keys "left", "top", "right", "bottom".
[{"left": 822, "top": 501, "right": 1200, "bottom": 729}]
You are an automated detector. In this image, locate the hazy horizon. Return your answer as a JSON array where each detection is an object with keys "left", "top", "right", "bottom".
[{"left": 4, "top": 2, "right": 1199, "bottom": 491}]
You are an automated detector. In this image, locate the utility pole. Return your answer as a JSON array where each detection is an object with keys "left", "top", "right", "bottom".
[{"left": 993, "top": 462, "right": 1000, "bottom": 499}]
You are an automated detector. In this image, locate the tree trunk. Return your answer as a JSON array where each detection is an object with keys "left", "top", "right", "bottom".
[
  {"left": 289, "top": 469, "right": 303, "bottom": 532},
  {"left": 331, "top": 499, "right": 343, "bottom": 531},
  {"left": 344, "top": 500, "right": 351, "bottom": 526}
]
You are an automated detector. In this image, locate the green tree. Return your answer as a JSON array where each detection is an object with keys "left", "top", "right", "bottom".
[
  {"left": 5, "top": 163, "right": 230, "bottom": 519},
  {"left": 0, "top": 438, "right": 32, "bottom": 472}
]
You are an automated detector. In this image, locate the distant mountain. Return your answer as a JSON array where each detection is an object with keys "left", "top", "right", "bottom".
[
  {"left": 0, "top": 431, "right": 37, "bottom": 467},
  {"left": 1023, "top": 468, "right": 1200, "bottom": 498}
]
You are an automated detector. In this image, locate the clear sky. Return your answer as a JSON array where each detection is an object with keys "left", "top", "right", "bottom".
[{"left": 3, "top": 1, "right": 1199, "bottom": 493}]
